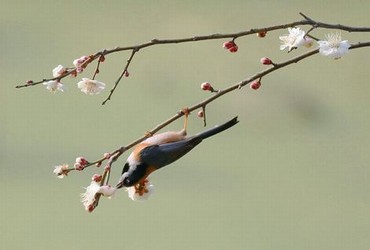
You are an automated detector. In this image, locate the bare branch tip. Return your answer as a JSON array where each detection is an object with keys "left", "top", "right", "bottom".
[
  {"left": 101, "top": 98, "right": 109, "bottom": 105},
  {"left": 299, "top": 12, "right": 314, "bottom": 22}
]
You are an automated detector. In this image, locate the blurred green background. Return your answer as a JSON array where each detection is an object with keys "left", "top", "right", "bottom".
[{"left": 2, "top": 1, "right": 370, "bottom": 249}]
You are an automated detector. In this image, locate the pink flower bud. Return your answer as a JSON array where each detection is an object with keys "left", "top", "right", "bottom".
[
  {"left": 76, "top": 67, "right": 83, "bottom": 73},
  {"left": 74, "top": 163, "right": 84, "bottom": 171},
  {"left": 201, "top": 82, "right": 213, "bottom": 91},
  {"left": 99, "top": 55, "right": 105, "bottom": 62},
  {"left": 26, "top": 80, "right": 34, "bottom": 85},
  {"left": 76, "top": 157, "right": 88, "bottom": 166},
  {"left": 197, "top": 110, "right": 204, "bottom": 118},
  {"left": 92, "top": 174, "right": 102, "bottom": 182},
  {"left": 250, "top": 80, "right": 261, "bottom": 90},
  {"left": 260, "top": 57, "right": 272, "bottom": 65},
  {"left": 73, "top": 55, "right": 89, "bottom": 70},
  {"left": 124, "top": 71, "right": 129, "bottom": 77},
  {"left": 103, "top": 153, "right": 111, "bottom": 159}
]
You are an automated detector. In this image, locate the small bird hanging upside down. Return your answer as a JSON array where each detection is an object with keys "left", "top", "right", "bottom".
[{"left": 116, "top": 114, "right": 239, "bottom": 197}]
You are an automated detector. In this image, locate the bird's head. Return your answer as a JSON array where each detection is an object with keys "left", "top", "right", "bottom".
[{"left": 116, "top": 161, "right": 149, "bottom": 189}]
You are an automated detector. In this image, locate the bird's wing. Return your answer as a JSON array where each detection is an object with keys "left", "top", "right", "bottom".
[{"left": 140, "top": 136, "right": 203, "bottom": 169}]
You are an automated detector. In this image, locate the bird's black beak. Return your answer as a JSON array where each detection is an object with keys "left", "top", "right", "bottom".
[
  {"left": 116, "top": 172, "right": 128, "bottom": 189},
  {"left": 116, "top": 181, "right": 124, "bottom": 189}
]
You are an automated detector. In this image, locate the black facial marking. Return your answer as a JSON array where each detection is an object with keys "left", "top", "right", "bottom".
[
  {"left": 121, "top": 162, "right": 130, "bottom": 175},
  {"left": 122, "top": 162, "right": 148, "bottom": 187}
]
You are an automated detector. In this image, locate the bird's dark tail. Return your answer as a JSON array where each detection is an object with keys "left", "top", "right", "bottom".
[{"left": 196, "top": 116, "right": 238, "bottom": 140}]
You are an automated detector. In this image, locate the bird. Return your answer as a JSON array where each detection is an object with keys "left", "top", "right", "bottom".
[{"left": 116, "top": 114, "right": 239, "bottom": 195}]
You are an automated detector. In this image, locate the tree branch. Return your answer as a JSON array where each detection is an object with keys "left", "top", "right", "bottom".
[{"left": 16, "top": 13, "right": 370, "bottom": 105}]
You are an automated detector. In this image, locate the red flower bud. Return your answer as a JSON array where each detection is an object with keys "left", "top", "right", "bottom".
[
  {"left": 260, "top": 57, "right": 272, "bottom": 65},
  {"left": 223, "top": 41, "right": 239, "bottom": 53},
  {"left": 250, "top": 80, "right": 261, "bottom": 90},
  {"left": 201, "top": 82, "right": 213, "bottom": 91}
]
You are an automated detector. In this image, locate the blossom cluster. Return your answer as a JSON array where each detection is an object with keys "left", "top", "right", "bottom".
[
  {"left": 279, "top": 27, "right": 350, "bottom": 59},
  {"left": 53, "top": 156, "right": 155, "bottom": 212},
  {"left": 220, "top": 27, "right": 350, "bottom": 60},
  {"left": 80, "top": 176, "right": 116, "bottom": 213},
  {"left": 79, "top": 177, "right": 154, "bottom": 212},
  {"left": 43, "top": 55, "right": 106, "bottom": 94}
]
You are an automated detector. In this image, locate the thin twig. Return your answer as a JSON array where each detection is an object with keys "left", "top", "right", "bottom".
[
  {"left": 92, "top": 60, "right": 101, "bottom": 80},
  {"left": 102, "top": 49, "right": 137, "bottom": 105}
]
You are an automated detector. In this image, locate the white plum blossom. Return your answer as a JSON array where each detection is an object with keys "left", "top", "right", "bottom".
[
  {"left": 127, "top": 180, "right": 154, "bottom": 201},
  {"left": 53, "top": 164, "right": 69, "bottom": 179},
  {"left": 43, "top": 80, "right": 65, "bottom": 93},
  {"left": 80, "top": 181, "right": 116, "bottom": 212},
  {"left": 52, "top": 65, "right": 66, "bottom": 78},
  {"left": 317, "top": 33, "right": 350, "bottom": 59},
  {"left": 279, "top": 27, "right": 312, "bottom": 52},
  {"left": 99, "top": 185, "right": 117, "bottom": 198},
  {"left": 77, "top": 78, "right": 106, "bottom": 95},
  {"left": 81, "top": 181, "right": 101, "bottom": 212}
]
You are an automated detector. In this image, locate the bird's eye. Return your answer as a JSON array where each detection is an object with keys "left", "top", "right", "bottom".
[{"left": 123, "top": 177, "right": 133, "bottom": 187}]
